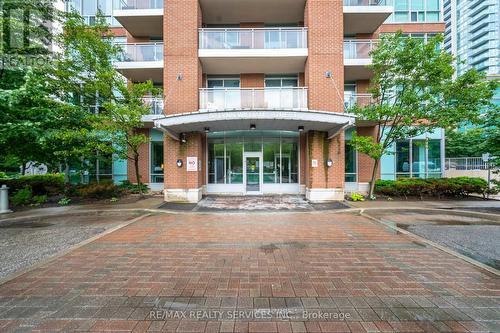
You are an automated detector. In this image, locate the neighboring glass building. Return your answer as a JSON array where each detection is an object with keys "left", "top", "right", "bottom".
[
  {"left": 444, "top": 0, "right": 499, "bottom": 76},
  {"left": 385, "top": 0, "right": 442, "bottom": 23}
]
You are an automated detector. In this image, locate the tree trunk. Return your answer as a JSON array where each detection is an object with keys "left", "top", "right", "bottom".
[
  {"left": 368, "top": 158, "right": 380, "bottom": 200},
  {"left": 134, "top": 153, "right": 143, "bottom": 196},
  {"left": 21, "top": 162, "right": 26, "bottom": 176},
  {"left": 64, "top": 161, "right": 70, "bottom": 184}
]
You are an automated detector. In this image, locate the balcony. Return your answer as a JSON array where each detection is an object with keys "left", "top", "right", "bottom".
[
  {"left": 113, "top": 0, "right": 163, "bottom": 37},
  {"left": 142, "top": 97, "right": 164, "bottom": 121},
  {"left": 199, "top": 28, "right": 308, "bottom": 74},
  {"left": 343, "top": 0, "right": 393, "bottom": 35},
  {"left": 114, "top": 42, "right": 163, "bottom": 83},
  {"left": 344, "top": 93, "right": 374, "bottom": 110},
  {"left": 199, "top": 87, "right": 308, "bottom": 111},
  {"left": 344, "top": 40, "right": 377, "bottom": 80},
  {"left": 199, "top": 0, "right": 306, "bottom": 25}
]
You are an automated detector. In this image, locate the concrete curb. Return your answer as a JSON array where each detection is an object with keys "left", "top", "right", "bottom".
[
  {"left": 359, "top": 209, "right": 500, "bottom": 277},
  {"left": 0, "top": 213, "right": 152, "bottom": 286}
]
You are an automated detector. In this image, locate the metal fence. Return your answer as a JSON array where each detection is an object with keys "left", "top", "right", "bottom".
[{"left": 445, "top": 157, "right": 496, "bottom": 171}]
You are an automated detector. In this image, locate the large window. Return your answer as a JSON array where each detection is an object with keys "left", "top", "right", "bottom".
[
  {"left": 386, "top": 0, "right": 441, "bottom": 23},
  {"left": 208, "top": 131, "right": 299, "bottom": 185},
  {"left": 345, "top": 142, "right": 357, "bottom": 182},
  {"left": 66, "top": 0, "right": 121, "bottom": 26},
  {"left": 392, "top": 138, "right": 442, "bottom": 179}
]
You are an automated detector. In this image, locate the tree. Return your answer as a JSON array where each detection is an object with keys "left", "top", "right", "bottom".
[
  {"left": 349, "top": 32, "right": 498, "bottom": 199},
  {"left": 445, "top": 128, "right": 488, "bottom": 158},
  {"left": 98, "top": 80, "right": 161, "bottom": 190}
]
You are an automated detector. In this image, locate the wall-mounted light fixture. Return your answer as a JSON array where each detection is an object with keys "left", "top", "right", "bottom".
[
  {"left": 204, "top": 127, "right": 210, "bottom": 133},
  {"left": 250, "top": 124, "right": 256, "bottom": 130},
  {"left": 325, "top": 71, "right": 332, "bottom": 78},
  {"left": 180, "top": 133, "right": 187, "bottom": 143},
  {"left": 176, "top": 74, "right": 183, "bottom": 81},
  {"left": 298, "top": 126, "right": 304, "bottom": 132},
  {"left": 326, "top": 159, "right": 333, "bottom": 167},
  {"left": 176, "top": 159, "right": 183, "bottom": 168}
]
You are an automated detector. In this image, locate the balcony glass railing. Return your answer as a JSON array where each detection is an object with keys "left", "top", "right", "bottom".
[
  {"left": 344, "top": 40, "right": 378, "bottom": 59},
  {"left": 344, "top": 93, "right": 374, "bottom": 110},
  {"left": 343, "top": 0, "right": 387, "bottom": 5},
  {"left": 113, "top": 0, "right": 163, "bottom": 10},
  {"left": 199, "top": 28, "right": 308, "bottom": 49},
  {"left": 115, "top": 42, "right": 163, "bottom": 62},
  {"left": 199, "top": 88, "right": 308, "bottom": 110},
  {"left": 143, "top": 97, "right": 164, "bottom": 115}
]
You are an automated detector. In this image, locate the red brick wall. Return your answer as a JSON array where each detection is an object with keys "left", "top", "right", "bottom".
[
  {"left": 304, "top": 0, "right": 344, "bottom": 113},
  {"left": 380, "top": 23, "right": 445, "bottom": 34},
  {"left": 164, "top": 133, "right": 204, "bottom": 189},
  {"left": 240, "top": 74, "right": 265, "bottom": 88},
  {"left": 164, "top": 0, "right": 201, "bottom": 115},
  {"left": 300, "top": 133, "right": 306, "bottom": 185},
  {"left": 356, "top": 126, "right": 380, "bottom": 182},
  {"left": 127, "top": 128, "right": 150, "bottom": 184},
  {"left": 306, "top": 131, "right": 345, "bottom": 189}
]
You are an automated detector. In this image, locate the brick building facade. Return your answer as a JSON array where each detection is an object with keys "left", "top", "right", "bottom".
[{"left": 66, "top": 0, "right": 446, "bottom": 202}]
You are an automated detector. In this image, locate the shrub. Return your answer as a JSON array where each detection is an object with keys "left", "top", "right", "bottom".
[
  {"left": 119, "top": 180, "right": 149, "bottom": 194},
  {"left": 58, "top": 197, "right": 71, "bottom": 206},
  {"left": 3, "top": 174, "right": 65, "bottom": 196},
  {"left": 374, "top": 177, "right": 488, "bottom": 199},
  {"left": 0, "top": 172, "right": 10, "bottom": 179},
  {"left": 77, "top": 182, "right": 124, "bottom": 199},
  {"left": 350, "top": 193, "right": 365, "bottom": 202},
  {"left": 11, "top": 186, "right": 33, "bottom": 206},
  {"left": 32, "top": 195, "right": 48, "bottom": 205}
]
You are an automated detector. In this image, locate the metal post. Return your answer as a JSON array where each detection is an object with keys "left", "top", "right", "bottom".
[{"left": 0, "top": 185, "right": 12, "bottom": 214}]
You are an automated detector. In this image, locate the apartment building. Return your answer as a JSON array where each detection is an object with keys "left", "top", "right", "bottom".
[
  {"left": 65, "top": 0, "right": 446, "bottom": 202},
  {"left": 443, "top": 0, "right": 500, "bottom": 111}
]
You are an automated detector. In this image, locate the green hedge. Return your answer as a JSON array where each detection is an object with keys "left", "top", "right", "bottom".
[
  {"left": 1, "top": 174, "right": 65, "bottom": 197},
  {"left": 374, "top": 177, "right": 488, "bottom": 198}
]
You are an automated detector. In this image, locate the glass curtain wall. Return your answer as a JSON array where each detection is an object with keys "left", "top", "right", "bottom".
[{"left": 208, "top": 131, "right": 299, "bottom": 185}]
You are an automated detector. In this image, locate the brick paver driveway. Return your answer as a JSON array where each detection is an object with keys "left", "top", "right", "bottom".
[{"left": 0, "top": 212, "right": 498, "bottom": 332}]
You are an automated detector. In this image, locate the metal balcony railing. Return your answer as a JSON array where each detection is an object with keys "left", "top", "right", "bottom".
[
  {"left": 199, "top": 28, "right": 308, "bottom": 49},
  {"left": 113, "top": 0, "right": 163, "bottom": 10},
  {"left": 343, "top": 0, "right": 387, "bottom": 5},
  {"left": 344, "top": 40, "right": 378, "bottom": 59},
  {"left": 344, "top": 93, "right": 374, "bottom": 110},
  {"left": 115, "top": 42, "right": 163, "bottom": 62},
  {"left": 199, "top": 88, "right": 308, "bottom": 110}
]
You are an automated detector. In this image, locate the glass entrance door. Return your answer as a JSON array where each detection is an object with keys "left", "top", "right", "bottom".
[{"left": 244, "top": 154, "right": 262, "bottom": 193}]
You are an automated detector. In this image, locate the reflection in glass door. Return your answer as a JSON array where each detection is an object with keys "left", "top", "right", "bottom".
[{"left": 244, "top": 154, "right": 261, "bottom": 193}]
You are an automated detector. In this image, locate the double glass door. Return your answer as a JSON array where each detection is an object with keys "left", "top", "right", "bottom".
[{"left": 244, "top": 153, "right": 262, "bottom": 194}]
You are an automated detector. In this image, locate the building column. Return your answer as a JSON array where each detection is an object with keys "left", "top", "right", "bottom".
[
  {"left": 163, "top": 0, "right": 203, "bottom": 202},
  {"left": 356, "top": 126, "right": 380, "bottom": 194},
  {"left": 164, "top": 133, "right": 204, "bottom": 202},
  {"left": 305, "top": 131, "right": 345, "bottom": 201},
  {"left": 304, "top": 0, "right": 345, "bottom": 201}
]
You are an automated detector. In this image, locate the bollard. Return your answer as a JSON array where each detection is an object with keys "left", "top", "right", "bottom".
[{"left": 0, "top": 185, "right": 13, "bottom": 214}]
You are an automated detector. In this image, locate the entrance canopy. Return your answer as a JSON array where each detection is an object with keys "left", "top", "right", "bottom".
[{"left": 154, "top": 110, "right": 356, "bottom": 140}]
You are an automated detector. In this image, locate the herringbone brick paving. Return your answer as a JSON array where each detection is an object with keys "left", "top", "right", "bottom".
[{"left": 0, "top": 212, "right": 498, "bottom": 332}]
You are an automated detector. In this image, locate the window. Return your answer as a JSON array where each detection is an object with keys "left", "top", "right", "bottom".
[
  {"left": 388, "top": 0, "right": 441, "bottom": 23},
  {"left": 150, "top": 141, "right": 164, "bottom": 183},
  {"left": 65, "top": 0, "right": 121, "bottom": 27},
  {"left": 345, "top": 142, "right": 357, "bottom": 182}
]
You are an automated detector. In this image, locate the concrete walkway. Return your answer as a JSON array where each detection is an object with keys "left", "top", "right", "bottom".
[{"left": 0, "top": 211, "right": 498, "bottom": 332}]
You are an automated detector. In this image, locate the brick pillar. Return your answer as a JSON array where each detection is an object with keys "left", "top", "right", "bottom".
[
  {"left": 164, "top": 0, "right": 201, "bottom": 115},
  {"left": 163, "top": 0, "right": 203, "bottom": 202},
  {"left": 127, "top": 129, "right": 150, "bottom": 184},
  {"left": 304, "top": 0, "right": 345, "bottom": 201},
  {"left": 356, "top": 126, "right": 380, "bottom": 184},
  {"left": 164, "top": 133, "right": 204, "bottom": 202},
  {"left": 305, "top": 0, "right": 344, "bottom": 113}
]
